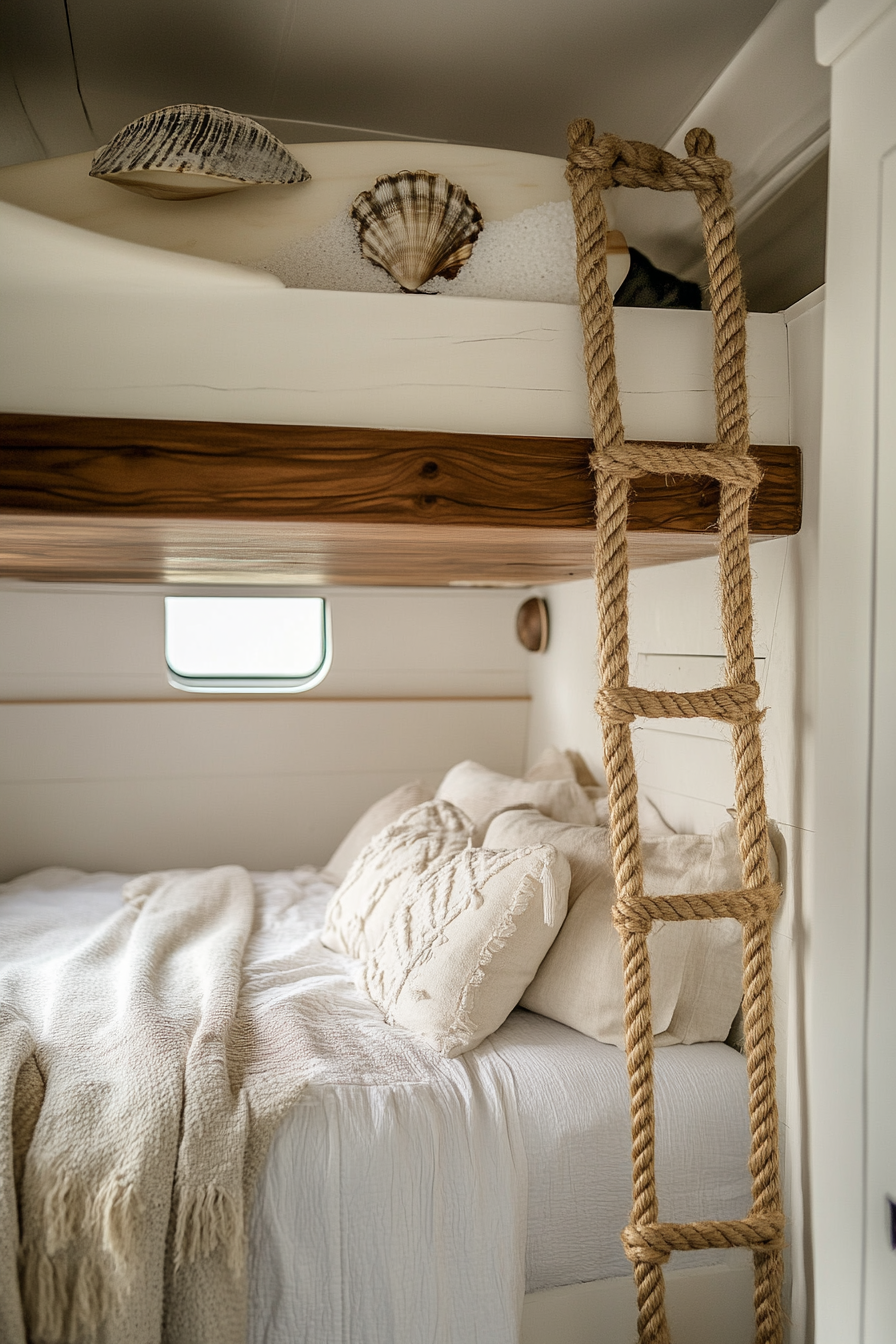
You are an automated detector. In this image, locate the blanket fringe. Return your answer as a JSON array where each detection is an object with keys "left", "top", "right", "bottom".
[
  {"left": 174, "top": 1183, "right": 245, "bottom": 1272},
  {"left": 43, "top": 1167, "right": 87, "bottom": 1256},
  {"left": 21, "top": 1166, "right": 140, "bottom": 1341},
  {"left": 69, "top": 1256, "right": 110, "bottom": 1342},
  {"left": 94, "top": 1173, "right": 142, "bottom": 1273},
  {"left": 22, "top": 1244, "right": 110, "bottom": 1343},
  {"left": 22, "top": 1245, "right": 66, "bottom": 1341}
]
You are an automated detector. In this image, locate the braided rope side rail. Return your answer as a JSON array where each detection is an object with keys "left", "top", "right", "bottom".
[{"left": 566, "top": 119, "right": 784, "bottom": 1344}]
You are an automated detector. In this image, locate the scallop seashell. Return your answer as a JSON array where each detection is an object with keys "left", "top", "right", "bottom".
[
  {"left": 89, "top": 104, "right": 310, "bottom": 201},
  {"left": 351, "top": 170, "right": 483, "bottom": 291}
]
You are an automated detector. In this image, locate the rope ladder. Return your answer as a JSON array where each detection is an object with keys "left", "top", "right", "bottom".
[{"left": 566, "top": 121, "right": 785, "bottom": 1344}]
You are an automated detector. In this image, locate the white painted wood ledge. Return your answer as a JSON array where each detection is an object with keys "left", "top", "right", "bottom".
[{"left": 0, "top": 138, "right": 791, "bottom": 445}]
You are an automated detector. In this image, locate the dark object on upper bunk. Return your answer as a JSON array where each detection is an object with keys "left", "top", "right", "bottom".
[{"left": 614, "top": 247, "right": 702, "bottom": 310}]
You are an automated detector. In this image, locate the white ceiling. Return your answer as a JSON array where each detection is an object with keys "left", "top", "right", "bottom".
[{"left": 2, "top": 0, "right": 776, "bottom": 164}]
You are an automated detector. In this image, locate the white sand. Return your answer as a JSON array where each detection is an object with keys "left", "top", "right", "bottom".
[
  {"left": 253, "top": 199, "right": 585, "bottom": 304},
  {"left": 255, "top": 210, "right": 400, "bottom": 293}
]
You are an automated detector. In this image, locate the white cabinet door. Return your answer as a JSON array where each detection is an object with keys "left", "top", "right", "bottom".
[{"left": 813, "top": 4, "right": 896, "bottom": 1341}]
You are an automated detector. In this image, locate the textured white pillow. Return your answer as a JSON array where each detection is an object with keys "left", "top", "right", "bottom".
[
  {"left": 323, "top": 779, "right": 434, "bottom": 883},
  {"left": 524, "top": 745, "right": 601, "bottom": 788},
  {"left": 437, "top": 759, "right": 595, "bottom": 828},
  {"left": 484, "top": 809, "right": 774, "bottom": 1048},
  {"left": 321, "top": 800, "right": 472, "bottom": 958},
  {"left": 521, "top": 746, "right": 670, "bottom": 833},
  {"left": 523, "top": 745, "right": 577, "bottom": 781},
  {"left": 360, "top": 842, "right": 571, "bottom": 1058}
]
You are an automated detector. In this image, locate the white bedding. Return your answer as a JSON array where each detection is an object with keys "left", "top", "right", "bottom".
[{"left": 0, "top": 865, "right": 752, "bottom": 1344}]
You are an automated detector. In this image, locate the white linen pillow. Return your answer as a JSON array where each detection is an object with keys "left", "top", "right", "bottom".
[
  {"left": 360, "top": 842, "right": 571, "bottom": 1058},
  {"left": 436, "top": 759, "right": 595, "bottom": 828},
  {"left": 321, "top": 800, "right": 472, "bottom": 959},
  {"left": 588, "top": 788, "right": 675, "bottom": 837},
  {"left": 484, "top": 809, "right": 775, "bottom": 1048},
  {"left": 524, "top": 745, "right": 601, "bottom": 788},
  {"left": 323, "top": 779, "right": 434, "bottom": 883},
  {"left": 523, "top": 745, "right": 577, "bottom": 781}
]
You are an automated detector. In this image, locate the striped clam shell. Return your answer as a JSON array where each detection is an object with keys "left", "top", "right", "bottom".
[
  {"left": 351, "top": 171, "right": 483, "bottom": 292},
  {"left": 89, "top": 104, "right": 310, "bottom": 200}
]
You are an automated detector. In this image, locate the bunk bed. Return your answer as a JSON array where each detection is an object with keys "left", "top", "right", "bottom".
[
  {"left": 0, "top": 141, "right": 799, "bottom": 583},
  {"left": 0, "top": 135, "right": 797, "bottom": 1344}
]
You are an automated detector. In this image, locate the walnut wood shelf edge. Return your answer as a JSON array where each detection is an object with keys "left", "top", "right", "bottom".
[
  {"left": 0, "top": 413, "right": 801, "bottom": 584},
  {"left": 0, "top": 413, "right": 801, "bottom": 533}
]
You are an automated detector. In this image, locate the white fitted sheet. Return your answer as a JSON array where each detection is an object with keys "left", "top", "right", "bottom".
[
  {"left": 489, "top": 1011, "right": 751, "bottom": 1292},
  {"left": 1, "top": 865, "right": 751, "bottom": 1342}
]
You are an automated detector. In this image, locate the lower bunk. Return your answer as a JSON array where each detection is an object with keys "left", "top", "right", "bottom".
[{"left": 2, "top": 848, "right": 758, "bottom": 1344}]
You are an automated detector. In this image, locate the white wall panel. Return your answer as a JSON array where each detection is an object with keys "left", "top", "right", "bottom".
[
  {"left": 0, "top": 698, "right": 528, "bottom": 879},
  {"left": 0, "top": 583, "right": 530, "bottom": 880},
  {"left": 865, "top": 139, "right": 896, "bottom": 1344},
  {"left": 0, "top": 585, "right": 529, "bottom": 700}
]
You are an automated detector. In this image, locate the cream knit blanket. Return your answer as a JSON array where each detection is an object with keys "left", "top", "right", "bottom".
[{"left": 0, "top": 867, "right": 311, "bottom": 1344}]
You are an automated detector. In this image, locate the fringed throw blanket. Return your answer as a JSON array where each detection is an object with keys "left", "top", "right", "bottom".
[{"left": 0, "top": 867, "right": 312, "bottom": 1344}]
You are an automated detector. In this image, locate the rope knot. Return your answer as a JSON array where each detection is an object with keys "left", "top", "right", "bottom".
[
  {"left": 566, "top": 123, "right": 734, "bottom": 199},
  {"left": 620, "top": 1226, "right": 672, "bottom": 1266},
  {"left": 612, "top": 900, "right": 652, "bottom": 935},
  {"left": 684, "top": 126, "right": 717, "bottom": 159},
  {"left": 685, "top": 126, "right": 731, "bottom": 197},
  {"left": 566, "top": 127, "right": 624, "bottom": 190},
  {"left": 566, "top": 117, "right": 596, "bottom": 153}
]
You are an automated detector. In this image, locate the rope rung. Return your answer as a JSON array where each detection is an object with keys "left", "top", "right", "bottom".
[
  {"left": 566, "top": 134, "right": 732, "bottom": 195},
  {"left": 621, "top": 1211, "right": 786, "bottom": 1265},
  {"left": 595, "top": 682, "right": 762, "bottom": 724},
  {"left": 613, "top": 882, "right": 782, "bottom": 932},
  {"left": 591, "top": 443, "right": 763, "bottom": 489}
]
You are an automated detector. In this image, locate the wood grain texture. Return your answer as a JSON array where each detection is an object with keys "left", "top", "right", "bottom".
[
  {"left": 0, "top": 514, "right": 786, "bottom": 585},
  {"left": 0, "top": 413, "right": 801, "bottom": 584}
]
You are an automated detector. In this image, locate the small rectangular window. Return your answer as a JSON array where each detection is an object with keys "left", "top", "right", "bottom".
[{"left": 164, "top": 596, "right": 330, "bottom": 693}]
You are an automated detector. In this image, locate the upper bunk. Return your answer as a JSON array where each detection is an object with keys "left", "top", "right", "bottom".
[{"left": 0, "top": 139, "right": 801, "bottom": 587}]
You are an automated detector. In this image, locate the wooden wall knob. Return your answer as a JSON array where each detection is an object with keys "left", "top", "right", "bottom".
[{"left": 516, "top": 596, "right": 549, "bottom": 652}]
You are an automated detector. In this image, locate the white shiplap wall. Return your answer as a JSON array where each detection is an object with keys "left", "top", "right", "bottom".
[{"left": 0, "top": 585, "right": 530, "bottom": 880}]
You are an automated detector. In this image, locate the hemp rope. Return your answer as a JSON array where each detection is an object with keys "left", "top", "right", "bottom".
[{"left": 566, "top": 121, "right": 784, "bottom": 1344}]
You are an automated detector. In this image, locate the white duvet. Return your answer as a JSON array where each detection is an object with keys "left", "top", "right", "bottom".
[{"left": 0, "top": 865, "right": 751, "bottom": 1344}]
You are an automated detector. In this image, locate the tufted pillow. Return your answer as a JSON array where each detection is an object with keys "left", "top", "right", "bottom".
[
  {"left": 321, "top": 800, "right": 472, "bottom": 959},
  {"left": 484, "top": 809, "right": 775, "bottom": 1048},
  {"left": 323, "top": 779, "right": 434, "bottom": 884},
  {"left": 360, "top": 841, "right": 571, "bottom": 1058},
  {"left": 436, "top": 759, "right": 595, "bottom": 829}
]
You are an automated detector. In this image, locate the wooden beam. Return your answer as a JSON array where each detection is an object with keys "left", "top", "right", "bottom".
[{"left": 0, "top": 413, "right": 801, "bottom": 585}]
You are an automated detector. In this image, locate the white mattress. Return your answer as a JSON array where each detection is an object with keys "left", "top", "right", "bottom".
[
  {"left": 489, "top": 1011, "right": 751, "bottom": 1292},
  {"left": 1, "top": 865, "right": 752, "bottom": 1343}
]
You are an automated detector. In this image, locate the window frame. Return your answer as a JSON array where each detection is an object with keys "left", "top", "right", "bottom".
[{"left": 163, "top": 595, "right": 332, "bottom": 694}]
